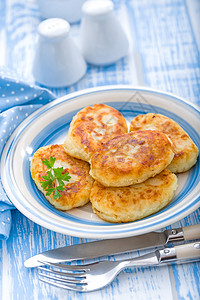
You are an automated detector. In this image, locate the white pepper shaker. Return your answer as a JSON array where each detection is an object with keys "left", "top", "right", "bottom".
[
  {"left": 32, "top": 18, "right": 87, "bottom": 87},
  {"left": 80, "top": 0, "right": 129, "bottom": 66}
]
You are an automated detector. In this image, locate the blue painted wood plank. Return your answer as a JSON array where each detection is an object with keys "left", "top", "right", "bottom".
[
  {"left": 126, "top": 0, "right": 200, "bottom": 105},
  {"left": 0, "top": 240, "right": 2, "bottom": 298},
  {"left": 3, "top": 210, "right": 82, "bottom": 300},
  {"left": 186, "top": 0, "right": 200, "bottom": 51}
]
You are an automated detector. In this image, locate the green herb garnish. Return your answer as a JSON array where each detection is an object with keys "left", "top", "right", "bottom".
[{"left": 40, "top": 156, "right": 71, "bottom": 199}]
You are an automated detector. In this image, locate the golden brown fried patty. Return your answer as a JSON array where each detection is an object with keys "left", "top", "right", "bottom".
[
  {"left": 64, "top": 104, "right": 128, "bottom": 162},
  {"left": 90, "top": 169, "right": 178, "bottom": 223},
  {"left": 90, "top": 130, "right": 174, "bottom": 187},
  {"left": 31, "top": 144, "right": 93, "bottom": 210},
  {"left": 130, "top": 113, "right": 199, "bottom": 173}
]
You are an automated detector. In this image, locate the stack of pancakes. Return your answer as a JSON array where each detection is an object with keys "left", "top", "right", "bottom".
[{"left": 31, "top": 104, "right": 199, "bottom": 223}]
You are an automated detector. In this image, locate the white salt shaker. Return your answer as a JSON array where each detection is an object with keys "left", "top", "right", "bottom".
[
  {"left": 38, "top": 0, "right": 86, "bottom": 24},
  {"left": 80, "top": 0, "right": 129, "bottom": 66},
  {"left": 32, "top": 18, "right": 87, "bottom": 87}
]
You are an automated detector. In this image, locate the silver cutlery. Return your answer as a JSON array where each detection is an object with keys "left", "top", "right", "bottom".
[
  {"left": 25, "top": 224, "right": 200, "bottom": 268},
  {"left": 38, "top": 241, "right": 200, "bottom": 292}
]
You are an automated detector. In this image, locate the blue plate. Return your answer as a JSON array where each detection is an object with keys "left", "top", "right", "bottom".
[{"left": 1, "top": 86, "right": 200, "bottom": 238}]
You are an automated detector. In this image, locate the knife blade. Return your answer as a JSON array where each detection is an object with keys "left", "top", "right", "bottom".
[{"left": 24, "top": 224, "right": 200, "bottom": 268}]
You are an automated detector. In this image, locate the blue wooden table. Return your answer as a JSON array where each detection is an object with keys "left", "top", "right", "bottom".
[{"left": 0, "top": 0, "right": 200, "bottom": 299}]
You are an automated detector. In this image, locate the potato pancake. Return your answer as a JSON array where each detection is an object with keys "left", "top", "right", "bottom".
[
  {"left": 130, "top": 113, "right": 199, "bottom": 173},
  {"left": 31, "top": 144, "right": 93, "bottom": 210},
  {"left": 64, "top": 104, "right": 128, "bottom": 162},
  {"left": 90, "top": 169, "right": 178, "bottom": 223},
  {"left": 90, "top": 130, "right": 174, "bottom": 187}
]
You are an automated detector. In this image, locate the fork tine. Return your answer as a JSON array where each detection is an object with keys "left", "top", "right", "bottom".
[
  {"left": 39, "top": 271, "right": 86, "bottom": 284},
  {"left": 38, "top": 266, "right": 87, "bottom": 278},
  {"left": 38, "top": 260, "right": 90, "bottom": 272},
  {"left": 39, "top": 277, "right": 86, "bottom": 292}
]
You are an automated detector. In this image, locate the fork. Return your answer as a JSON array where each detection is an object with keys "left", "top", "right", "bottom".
[{"left": 38, "top": 241, "right": 200, "bottom": 292}]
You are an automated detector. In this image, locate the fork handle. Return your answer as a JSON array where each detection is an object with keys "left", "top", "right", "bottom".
[
  {"left": 159, "top": 241, "right": 200, "bottom": 263},
  {"left": 175, "top": 242, "right": 200, "bottom": 260}
]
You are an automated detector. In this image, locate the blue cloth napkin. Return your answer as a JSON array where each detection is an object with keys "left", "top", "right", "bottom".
[{"left": 0, "top": 68, "right": 55, "bottom": 239}]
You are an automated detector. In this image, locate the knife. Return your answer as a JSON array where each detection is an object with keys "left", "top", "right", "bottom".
[{"left": 24, "top": 224, "right": 200, "bottom": 268}]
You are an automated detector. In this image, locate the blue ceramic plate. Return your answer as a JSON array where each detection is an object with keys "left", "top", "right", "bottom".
[{"left": 1, "top": 86, "right": 200, "bottom": 238}]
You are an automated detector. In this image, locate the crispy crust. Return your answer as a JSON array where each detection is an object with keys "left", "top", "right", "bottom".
[
  {"left": 31, "top": 144, "right": 93, "bottom": 210},
  {"left": 90, "top": 169, "right": 178, "bottom": 223},
  {"left": 64, "top": 104, "right": 128, "bottom": 162},
  {"left": 90, "top": 130, "right": 174, "bottom": 187},
  {"left": 130, "top": 113, "right": 199, "bottom": 173}
]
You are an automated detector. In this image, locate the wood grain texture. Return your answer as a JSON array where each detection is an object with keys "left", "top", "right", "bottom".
[
  {"left": 0, "top": 0, "right": 200, "bottom": 299},
  {"left": 126, "top": 0, "right": 200, "bottom": 104}
]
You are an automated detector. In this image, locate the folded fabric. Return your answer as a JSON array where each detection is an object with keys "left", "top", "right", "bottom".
[{"left": 0, "top": 67, "right": 55, "bottom": 239}]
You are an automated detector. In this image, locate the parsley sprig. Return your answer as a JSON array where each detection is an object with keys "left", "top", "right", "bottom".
[{"left": 40, "top": 156, "right": 71, "bottom": 200}]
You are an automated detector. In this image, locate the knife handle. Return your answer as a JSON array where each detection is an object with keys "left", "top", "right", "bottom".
[
  {"left": 165, "top": 224, "right": 200, "bottom": 243},
  {"left": 182, "top": 224, "right": 200, "bottom": 241},
  {"left": 175, "top": 242, "right": 200, "bottom": 260}
]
